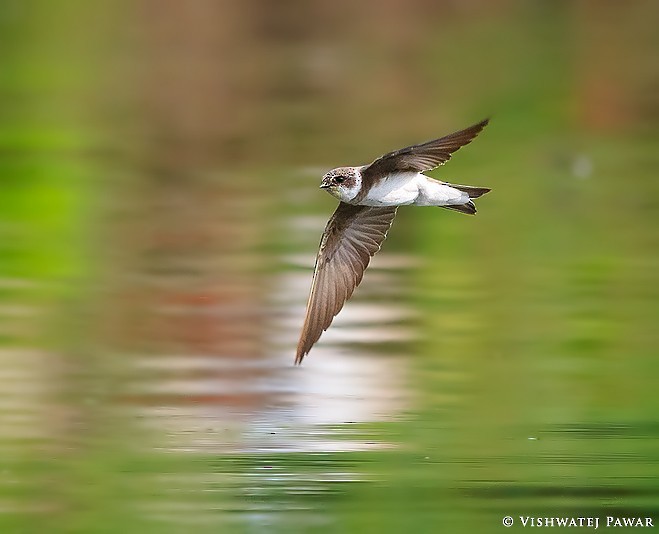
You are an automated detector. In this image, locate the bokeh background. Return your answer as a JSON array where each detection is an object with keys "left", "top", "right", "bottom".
[{"left": 1, "top": 1, "right": 658, "bottom": 532}]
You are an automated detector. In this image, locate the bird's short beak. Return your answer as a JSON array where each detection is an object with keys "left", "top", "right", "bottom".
[{"left": 320, "top": 182, "right": 331, "bottom": 189}]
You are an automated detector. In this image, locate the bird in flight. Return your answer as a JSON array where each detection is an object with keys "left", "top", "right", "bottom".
[{"left": 295, "top": 119, "right": 491, "bottom": 364}]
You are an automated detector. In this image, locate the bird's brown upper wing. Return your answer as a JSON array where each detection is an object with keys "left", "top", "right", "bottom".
[
  {"left": 361, "top": 118, "right": 489, "bottom": 182},
  {"left": 295, "top": 203, "right": 398, "bottom": 364}
]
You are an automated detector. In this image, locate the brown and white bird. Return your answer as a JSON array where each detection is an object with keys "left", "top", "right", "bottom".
[{"left": 295, "top": 119, "right": 491, "bottom": 364}]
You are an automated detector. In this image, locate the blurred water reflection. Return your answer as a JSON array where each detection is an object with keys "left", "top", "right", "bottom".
[{"left": 133, "top": 227, "right": 413, "bottom": 454}]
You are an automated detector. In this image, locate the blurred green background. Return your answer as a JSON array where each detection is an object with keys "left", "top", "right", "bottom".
[{"left": 1, "top": 1, "right": 658, "bottom": 532}]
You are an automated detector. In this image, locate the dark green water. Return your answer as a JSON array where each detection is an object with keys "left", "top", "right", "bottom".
[{"left": 1, "top": 2, "right": 658, "bottom": 532}]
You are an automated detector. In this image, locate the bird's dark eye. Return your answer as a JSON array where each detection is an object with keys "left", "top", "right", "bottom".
[{"left": 335, "top": 176, "right": 345, "bottom": 183}]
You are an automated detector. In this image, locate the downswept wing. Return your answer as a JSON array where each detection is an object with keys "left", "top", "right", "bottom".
[
  {"left": 296, "top": 203, "right": 398, "bottom": 364},
  {"left": 361, "top": 118, "right": 489, "bottom": 181}
]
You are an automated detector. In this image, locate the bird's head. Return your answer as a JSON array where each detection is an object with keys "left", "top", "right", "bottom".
[{"left": 320, "top": 167, "right": 361, "bottom": 202}]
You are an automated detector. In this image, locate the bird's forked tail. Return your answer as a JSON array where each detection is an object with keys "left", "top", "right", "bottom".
[{"left": 442, "top": 183, "right": 491, "bottom": 215}]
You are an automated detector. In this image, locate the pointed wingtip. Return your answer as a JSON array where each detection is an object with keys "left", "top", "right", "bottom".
[
  {"left": 455, "top": 117, "right": 489, "bottom": 142},
  {"left": 476, "top": 117, "right": 490, "bottom": 129}
]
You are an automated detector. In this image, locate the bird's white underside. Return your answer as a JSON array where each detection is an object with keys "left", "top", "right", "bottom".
[{"left": 332, "top": 169, "right": 470, "bottom": 207}]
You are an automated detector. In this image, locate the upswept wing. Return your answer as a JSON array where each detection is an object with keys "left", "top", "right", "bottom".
[{"left": 361, "top": 118, "right": 489, "bottom": 181}]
